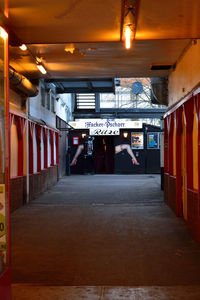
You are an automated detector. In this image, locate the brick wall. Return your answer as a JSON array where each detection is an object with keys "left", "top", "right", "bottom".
[
  {"left": 168, "top": 175, "right": 177, "bottom": 214},
  {"left": 164, "top": 174, "right": 177, "bottom": 215},
  {"left": 187, "top": 189, "right": 200, "bottom": 242},
  {"left": 10, "top": 165, "right": 58, "bottom": 212},
  {"left": 10, "top": 176, "right": 24, "bottom": 212}
]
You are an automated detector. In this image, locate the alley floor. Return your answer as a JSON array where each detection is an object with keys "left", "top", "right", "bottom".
[{"left": 11, "top": 175, "right": 200, "bottom": 299}]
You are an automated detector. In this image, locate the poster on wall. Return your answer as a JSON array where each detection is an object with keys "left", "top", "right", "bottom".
[
  {"left": 86, "top": 138, "right": 94, "bottom": 156},
  {"left": 147, "top": 132, "right": 160, "bottom": 149},
  {"left": 73, "top": 137, "right": 79, "bottom": 145},
  {"left": 131, "top": 132, "right": 144, "bottom": 149}
]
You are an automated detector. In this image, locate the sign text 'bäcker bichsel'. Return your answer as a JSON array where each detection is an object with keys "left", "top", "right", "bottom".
[{"left": 69, "top": 119, "right": 142, "bottom": 136}]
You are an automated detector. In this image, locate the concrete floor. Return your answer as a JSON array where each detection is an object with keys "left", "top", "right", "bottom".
[{"left": 11, "top": 175, "right": 200, "bottom": 299}]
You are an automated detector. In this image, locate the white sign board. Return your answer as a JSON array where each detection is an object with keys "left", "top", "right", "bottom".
[
  {"left": 90, "top": 128, "right": 120, "bottom": 135},
  {"left": 69, "top": 119, "right": 142, "bottom": 130}
]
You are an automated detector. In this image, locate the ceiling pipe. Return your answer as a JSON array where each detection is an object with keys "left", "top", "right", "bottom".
[{"left": 9, "top": 68, "right": 38, "bottom": 97}]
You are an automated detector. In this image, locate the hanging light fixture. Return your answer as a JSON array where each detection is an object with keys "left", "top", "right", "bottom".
[
  {"left": 125, "top": 25, "right": 132, "bottom": 49},
  {"left": 36, "top": 57, "right": 47, "bottom": 74},
  {"left": 19, "top": 44, "right": 27, "bottom": 51},
  {"left": 122, "top": 0, "right": 138, "bottom": 49},
  {"left": 36, "top": 63, "right": 47, "bottom": 74}
]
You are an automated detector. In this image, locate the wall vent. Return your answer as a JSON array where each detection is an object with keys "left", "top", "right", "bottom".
[
  {"left": 75, "top": 93, "right": 96, "bottom": 110},
  {"left": 151, "top": 65, "right": 172, "bottom": 71}
]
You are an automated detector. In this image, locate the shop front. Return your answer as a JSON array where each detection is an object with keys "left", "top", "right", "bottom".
[{"left": 68, "top": 119, "right": 161, "bottom": 175}]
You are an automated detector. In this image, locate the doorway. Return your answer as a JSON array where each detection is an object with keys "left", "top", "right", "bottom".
[{"left": 93, "top": 136, "right": 115, "bottom": 174}]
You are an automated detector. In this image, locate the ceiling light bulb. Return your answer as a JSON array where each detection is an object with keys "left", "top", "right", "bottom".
[
  {"left": 19, "top": 44, "right": 27, "bottom": 51},
  {"left": 125, "top": 26, "right": 131, "bottom": 49},
  {"left": 65, "top": 44, "right": 75, "bottom": 54},
  {"left": 0, "top": 27, "right": 8, "bottom": 40},
  {"left": 37, "top": 64, "right": 47, "bottom": 75},
  {"left": 36, "top": 57, "right": 42, "bottom": 63}
]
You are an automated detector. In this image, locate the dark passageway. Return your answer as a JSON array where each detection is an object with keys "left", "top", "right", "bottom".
[{"left": 11, "top": 175, "right": 200, "bottom": 290}]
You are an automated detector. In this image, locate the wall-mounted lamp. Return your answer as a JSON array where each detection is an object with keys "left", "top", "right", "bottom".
[
  {"left": 123, "top": 132, "right": 128, "bottom": 138},
  {"left": 82, "top": 133, "right": 86, "bottom": 139}
]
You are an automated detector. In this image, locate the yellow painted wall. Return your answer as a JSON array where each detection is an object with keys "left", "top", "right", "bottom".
[
  {"left": 9, "top": 89, "right": 26, "bottom": 114},
  {"left": 23, "top": 123, "right": 27, "bottom": 175},
  {"left": 168, "top": 40, "right": 200, "bottom": 107},
  {"left": 193, "top": 111, "right": 198, "bottom": 190},
  {"left": 9, "top": 89, "right": 27, "bottom": 177},
  {"left": 182, "top": 114, "right": 187, "bottom": 221},
  {"left": 10, "top": 120, "right": 18, "bottom": 177}
]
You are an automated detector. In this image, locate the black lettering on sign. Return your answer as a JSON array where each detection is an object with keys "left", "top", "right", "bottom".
[
  {"left": 94, "top": 129, "right": 103, "bottom": 135},
  {"left": 93, "top": 129, "right": 119, "bottom": 135},
  {"left": 0, "top": 222, "right": 4, "bottom": 231}
]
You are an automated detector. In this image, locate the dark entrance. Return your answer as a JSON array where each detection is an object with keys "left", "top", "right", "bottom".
[{"left": 93, "top": 136, "right": 115, "bottom": 174}]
